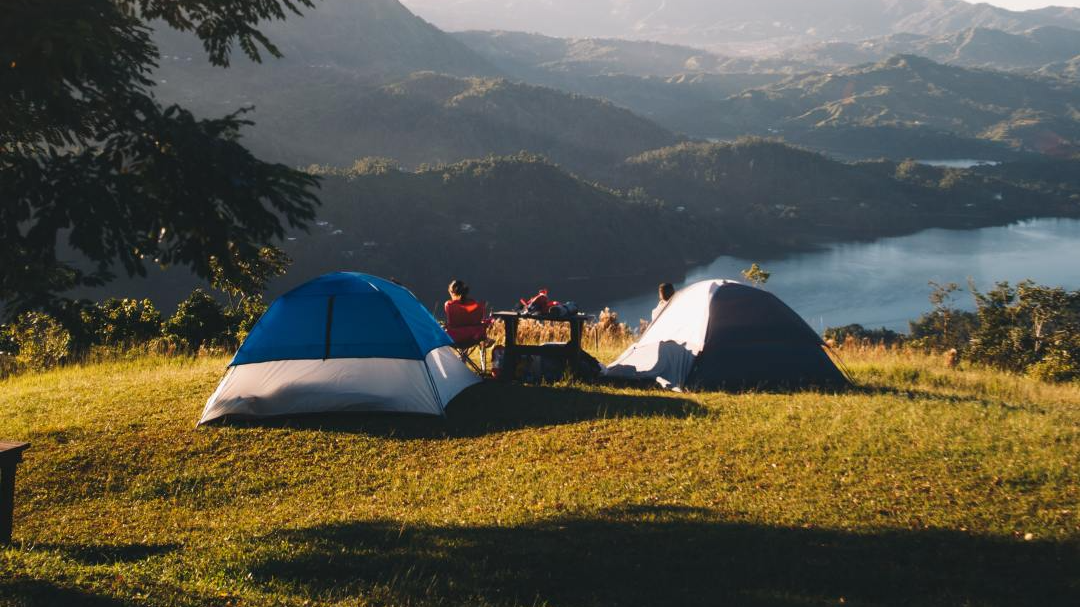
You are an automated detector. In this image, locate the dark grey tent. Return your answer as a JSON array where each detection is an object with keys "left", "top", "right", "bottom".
[{"left": 604, "top": 280, "right": 848, "bottom": 390}]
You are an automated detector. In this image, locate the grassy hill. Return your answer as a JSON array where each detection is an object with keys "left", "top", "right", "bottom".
[{"left": 1, "top": 346, "right": 1078, "bottom": 606}]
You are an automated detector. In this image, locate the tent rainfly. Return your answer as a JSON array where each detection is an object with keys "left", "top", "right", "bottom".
[
  {"left": 604, "top": 280, "right": 848, "bottom": 391},
  {"left": 199, "top": 273, "right": 479, "bottom": 425}
]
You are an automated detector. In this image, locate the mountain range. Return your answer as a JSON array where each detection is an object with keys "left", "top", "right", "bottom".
[
  {"left": 779, "top": 26, "right": 1080, "bottom": 71},
  {"left": 456, "top": 25, "right": 1080, "bottom": 78},
  {"left": 698, "top": 55, "right": 1080, "bottom": 158},
  {"left": 153, "top": 0, "right": 678, "bottom": 172},
  {"left": 400, "top": 0, "right": 1080, "bottom": 53}
]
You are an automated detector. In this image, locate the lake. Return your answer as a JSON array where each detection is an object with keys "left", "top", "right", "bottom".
[
  {"left": 917, "top": 159, "right": 1001, "bottom": 169},
  {"left": 606, "top": 218, "right": 1080, "bottom": 333}
]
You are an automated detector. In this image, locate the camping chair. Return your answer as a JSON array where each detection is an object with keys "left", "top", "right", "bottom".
[{"left": 444, "top": 299, "right": 492, "bottom": 374}]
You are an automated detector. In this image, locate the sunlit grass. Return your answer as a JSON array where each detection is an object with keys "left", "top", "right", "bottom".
[{"left": 0, "top": 348, "right": 1077, "bottom": 606}]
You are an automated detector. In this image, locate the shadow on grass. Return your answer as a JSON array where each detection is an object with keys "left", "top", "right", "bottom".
[
  {"left": 249, "top": 506, "right": 1078, "bottom": 607},
  {"left": 849, "top": 383, "right": 1046, "bottom": 413},
  {"left": 223, "top": 383, "right": 705, "bottom": 439},
  {"left": 0, "top": 579, "right": 131, "bottom": 607},
  {"left": 36, "top": 542, "right": 180, "bottom": 566}
]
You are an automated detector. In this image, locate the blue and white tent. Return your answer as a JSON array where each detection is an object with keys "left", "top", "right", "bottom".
[{"left": 199, "top": 273, "right": 480, "bottom": 424}]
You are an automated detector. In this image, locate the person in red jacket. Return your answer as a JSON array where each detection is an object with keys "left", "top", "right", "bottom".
[{"left": 444, "top": 280, "right": 488, "bottom": 345}]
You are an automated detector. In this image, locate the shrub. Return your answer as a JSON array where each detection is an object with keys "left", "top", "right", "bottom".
[
  {"left": 10, "top": 312, "right": 72, "bottom": 372},
  {"left": 82, "top": 298, "right": 164, "bottom": 347},
  {"left": 1027, "top": 346, "right": 1080, "bottom": 383},
  {"left": 163, "top": 289, "right": 230, "bottom": 351},
  {"left": 825, "top": 324, "right": 905, "bottom": 348},
  {"left": 907, "top": 310, "right": 978, "bottom": 352},
  {"left": 966, "top": 281, "right": 1080, "bottom": 380},
  {"left": 0, "top": 323, "right": 17, "bottom": 378},
  {"left": 0, "top": 322, "right": 16, "bottom": 356},
  {"left": 227, "top": 295, "right": 269, "bottom": 343},
  {"left": 589, "top": 307, "right": 633, "bottom": 349}
]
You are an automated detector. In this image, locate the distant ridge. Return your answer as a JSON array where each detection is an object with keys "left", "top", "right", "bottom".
[
  {"left": 402, "top": 0, "right": 1080, "bottom": 53},
  {"left": 780, "top": 26, "right": 1080, "bottom": 71},
  {"left": 705, "top": 55, "right": 1080, "bottom": 156}
]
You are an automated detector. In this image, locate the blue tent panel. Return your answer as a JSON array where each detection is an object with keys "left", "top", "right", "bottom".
[
  {"left": 328, "top": 293, "right": 422, "bottom": 360},
  {"left": 230, "top": 273, "right": 453, "bottom": 367},
  {"left": 232, "top": 295, "right": 330, "bottom": 364},
  {"left": 377, "top": 280, "right": 455, "bottom": 356}
]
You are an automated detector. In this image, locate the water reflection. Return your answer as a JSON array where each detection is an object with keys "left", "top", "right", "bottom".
[{"left": 608, "top": 218, "right": 1080, "bottom": 332}]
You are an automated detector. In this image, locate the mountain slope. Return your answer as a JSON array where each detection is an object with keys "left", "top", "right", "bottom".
[
  {"left": 160, "top": 68, "right": 681, "bottom": 171},
  {"left": 402, "top": 0, "right": 1080, "bottom": 53},
  {"left": 452, "top": 30, "right": 786, "bottom": 135},
  {"left": 708, "top": 55, "right": 1080, "bottom": 157},
  {"left": 1039, "top": 55, "right": 1080, "bottom": 81},
  {"left": 155, "top": 0, "right": 498, "bottom": 82},
  {"left": 782, "top": 26, "right": 1080, "bottom": 71},
  {"left": 453, "top": 31, "right": 731, "bottom": 78},
  {"left": 152, "top": 0, "right": 679, "bottom": 172}
]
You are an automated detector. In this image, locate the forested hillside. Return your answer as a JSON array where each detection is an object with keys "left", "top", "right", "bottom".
[
  {"left": 705, "top": 55, "right": 1080, "bottom": 158},
  {"left": 278, "top": 156, "right": 718, "bottom": 307},
  {"left": 613, "top": 139, "right": 1080, "bottom": 243},
  {"left": 75, "top": 144, "right": 1080, "bottom": 312}
]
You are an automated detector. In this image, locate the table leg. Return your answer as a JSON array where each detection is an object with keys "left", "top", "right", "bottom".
[
  {"left": 569, "top": 319, "right": 584, "bottom": 378},
  {"left": 0, "top": 464, "right": 15, "bottom": 545},
  {"left": 501, "top": 318, "right": 519, "bottom": 382}
]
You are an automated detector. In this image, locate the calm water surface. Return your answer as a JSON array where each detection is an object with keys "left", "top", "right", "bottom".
[{"left": 608, "top": 218, "right": 1080, "bottom": 332}]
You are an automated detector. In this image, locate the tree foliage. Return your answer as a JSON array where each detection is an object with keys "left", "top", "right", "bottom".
[
  {"left": 162, "top": 288, "right": 230, "bottom": 351},
  {"left": 967, "top": 281, "right": 1080, "bottom": 380},
  {"left": 81, "top": 298, "right": 164, "bottom": 347},
  {"left": 741, "top": 263, "right": 771, "bottom": 287},
  {"left": 1, "top": 0, "right": 320, "bottom": 315}
]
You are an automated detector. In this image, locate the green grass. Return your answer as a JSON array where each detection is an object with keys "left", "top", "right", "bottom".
[{"left": 0, "top": 348, "right": 1078, "bottom": 606}]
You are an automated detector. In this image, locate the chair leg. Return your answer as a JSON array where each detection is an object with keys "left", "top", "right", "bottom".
[{"left": 464, "top": 356, "right": 483, "bottom": 375}]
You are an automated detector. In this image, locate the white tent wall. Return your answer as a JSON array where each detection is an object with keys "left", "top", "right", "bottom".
[
  {"left": 424, "top": 346, "right": 484, "bottom": 409},
  {"left": 199, "top": 346, "right": 479, "bottom": 424},
  {"left": 604, "top": 280, "right": 729, "bottom": 389}
]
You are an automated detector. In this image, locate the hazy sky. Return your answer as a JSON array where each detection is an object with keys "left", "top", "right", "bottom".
[{"left": 978, "top": 1, "right": 1080, "bottom": 8}]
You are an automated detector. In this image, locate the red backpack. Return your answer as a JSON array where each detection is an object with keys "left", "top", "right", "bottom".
[{"left": 520, "top": 289, "right": 558, "bottom": 315}]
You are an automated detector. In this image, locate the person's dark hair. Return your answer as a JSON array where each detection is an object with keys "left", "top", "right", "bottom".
[
  {"left": 659, "top": 283, "right": 675, "bottom": 302},
  {"left": 448, "top": 279, "right": 470, "bottom": 299}
]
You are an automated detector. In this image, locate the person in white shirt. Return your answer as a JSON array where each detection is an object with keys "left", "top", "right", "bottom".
[{"left": 651, "top": 283, "right": 675, "bottom": 322}]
